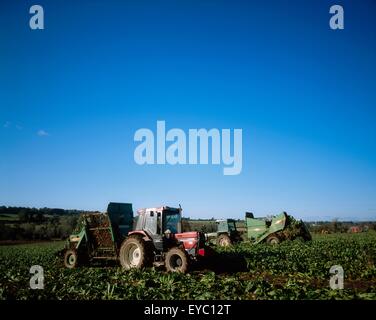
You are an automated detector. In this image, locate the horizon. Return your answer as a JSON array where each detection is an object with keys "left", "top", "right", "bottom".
[{"left": 1, "top": 0, "right": 376, "bottom": 221}]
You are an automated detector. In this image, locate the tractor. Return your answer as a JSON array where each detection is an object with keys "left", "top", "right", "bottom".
[
  {"left": 119, "top": 206, "right": 206, "bottom": 273},
  {"left": 63, "top": 203, "right": 207, "bottom": 273},
  {"left": 205, "top": 219, "right": 242, "bottom": 247}
]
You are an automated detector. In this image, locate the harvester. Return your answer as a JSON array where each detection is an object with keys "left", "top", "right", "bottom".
[
  {"left": 212, "top": 211, "right": 311, "bottom": 247},
  {"left": 245, "top": 211, "right": 312, "bottom": 244},
  {"left": 63, "top": 202, "right": 207, "bottom": 273}
]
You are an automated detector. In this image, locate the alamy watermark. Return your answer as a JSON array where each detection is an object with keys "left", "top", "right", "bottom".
[
  {"left": 134, "top": 121, "right": 242, "bottom": 176},
  {"left": 329, "top": 5, "right": 344, "bottom": 30},
  {"left": 329, "top": 265, "right": 344, "bottom": 290},
  {"left": 30, "top": 265, "right": 44, "bottom": 289},
  {"left": 29, "top": 5, "right": 44, "bottom": 30}
]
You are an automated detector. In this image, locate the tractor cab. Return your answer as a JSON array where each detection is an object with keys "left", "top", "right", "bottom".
[
  {"left": 217, "top": 219, "right": 237, "bottom": 234},
  {"left": 133, "top": 206, "right": 182, "bottom": 251},
  {"left": 134, "top": 206, "right": 182, "bottom": 233},
  {"left": 214, "top": 218, "right": 241, "bottom": 246}
]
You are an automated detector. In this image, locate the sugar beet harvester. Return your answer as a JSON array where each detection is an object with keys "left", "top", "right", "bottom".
[
  {"left": 207, "top": 212, "right": 311, "bottom": 247},
  {"left": 245, "top": 211, "right": 311, "bottom": 244},
  {"left": 63, "top": 203, "right": 207, "bottom": 273}
]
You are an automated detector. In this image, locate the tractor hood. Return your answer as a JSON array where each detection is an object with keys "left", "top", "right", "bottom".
[{"left": 174, "top": 231, "right": 205, "bottom": 252}]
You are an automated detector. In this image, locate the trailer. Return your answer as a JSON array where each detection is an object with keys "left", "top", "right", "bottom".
[{"left": 64, "top": 202, "right": 133, "bottom": 268}]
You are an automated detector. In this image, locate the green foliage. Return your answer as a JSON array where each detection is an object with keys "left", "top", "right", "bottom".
[
  {"left": 0, "top": 233, "right": 375, "bottom": 300},
  {"left": 217, "top": 232, "right": 376, "bottom": 279}
]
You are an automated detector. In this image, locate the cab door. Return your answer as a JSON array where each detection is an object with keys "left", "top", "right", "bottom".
[{"left": 145, "top": 210, "right": 164, "bottom": 251}]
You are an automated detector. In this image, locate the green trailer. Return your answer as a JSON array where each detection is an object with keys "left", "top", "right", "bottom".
[
  {"left": 63, "top": 202, "right": 133, "bottom": 268},
  {"left": 245, "top": 211, "right": 312, "bottom": 244}
]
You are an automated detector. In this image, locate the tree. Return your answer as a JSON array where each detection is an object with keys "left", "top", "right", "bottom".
[
  {"left": 18, "top": 209, "right": 29, "bottom": 222},
  {"left": 21, "top": 223, "right": 35, "bottom": 240},
  {"left": 36, "top": 212, "right": 44, "bottom": 223}
]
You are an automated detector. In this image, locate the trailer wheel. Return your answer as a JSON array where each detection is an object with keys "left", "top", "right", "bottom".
[
  {"left": 64, "top": 249, "right": 79, "bottom": 268},
  {"left": 119, "top": 237, "right": 148, "bottom": 270},
  {"left": 165, "top": 247, "right": 189, "bottom": 273},
  {"left": 266, "top": 234, "right": 280, "bottom": 245},
  {"left": 217, "top": 234, "right": 232, "bottom": 247}
]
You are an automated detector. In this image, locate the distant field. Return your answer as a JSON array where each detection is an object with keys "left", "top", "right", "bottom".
[{"left": 1, "top": 232, "right": 375, "bottom": 300}]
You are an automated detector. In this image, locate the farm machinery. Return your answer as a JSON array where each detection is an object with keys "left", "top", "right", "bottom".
[
  {"left": 211, "top": 212, "right": 312, "bottom": 247},
  {"left": 63, "top": 202, "right": 133, "bottom": 268},
  {"left": 245, "top": 211, "right": 312, "bottom": 244},
  {"left": 63, "top": 202, "right": 207, "bottom": 273},
  {"left": 205, "top": 219, "right": 242, "bottom": 246}
]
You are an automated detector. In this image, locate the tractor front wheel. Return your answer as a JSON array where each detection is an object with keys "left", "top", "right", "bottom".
[
  {"left": 119, "top": 237, "right": 148, "bottom": 270},
  {"left": 217, "top": 234, "right": 232, "bottom": 247},
  {"left": 165, "top": 247, "right": 189, "bottom": 273},
  {"left": 64, "top": 249, "right": 79, "bottom": 268}
]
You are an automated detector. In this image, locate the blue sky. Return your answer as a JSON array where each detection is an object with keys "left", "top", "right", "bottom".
[{"left": 1, "top": 0, "right": 376, "bottom": 221}]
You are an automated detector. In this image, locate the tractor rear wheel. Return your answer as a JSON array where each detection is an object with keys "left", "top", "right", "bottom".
[
  {"left": 64, "top": 249, "right": 79, "bottom": 268},
  {"left": 217, "top": 234, "right": 232, "bottom": 247},
  {"left": 266, "top": 234, "right": 280, "bottom": 245},
  {"left": 165, "top": 247, "right": 189, "bottom": 273},
  {"left": 119, "top": 237, "right": 148, "bottom": 270}
]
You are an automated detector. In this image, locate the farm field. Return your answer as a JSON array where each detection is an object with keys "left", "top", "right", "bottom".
[{"left": 0, "top": 233, "right": 375, "bottom": 300}]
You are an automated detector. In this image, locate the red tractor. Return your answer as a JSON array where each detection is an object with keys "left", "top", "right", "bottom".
[{"left": 119, "top": 206, "right": 206, "bottom": 273}]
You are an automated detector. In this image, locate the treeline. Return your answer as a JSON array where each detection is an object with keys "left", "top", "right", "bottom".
[
  {"left": 306, "top": 220, "right": 376, "bottom": 234},
  {"left": 0, "top": 215, "right": 79, "bottom": 241},
  {"left": 0, "top": 206, "right": 99, "bottom": 241},
  {"left": 182, "top": 219, "right": 217, "bottom": 233},
  {"left": 0, "top": 206, "right": 95, "bottom": 223}
]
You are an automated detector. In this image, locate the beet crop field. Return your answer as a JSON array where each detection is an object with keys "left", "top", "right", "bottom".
[{"left": 1, "top": 233, "right": 375, "bottom": 300}]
